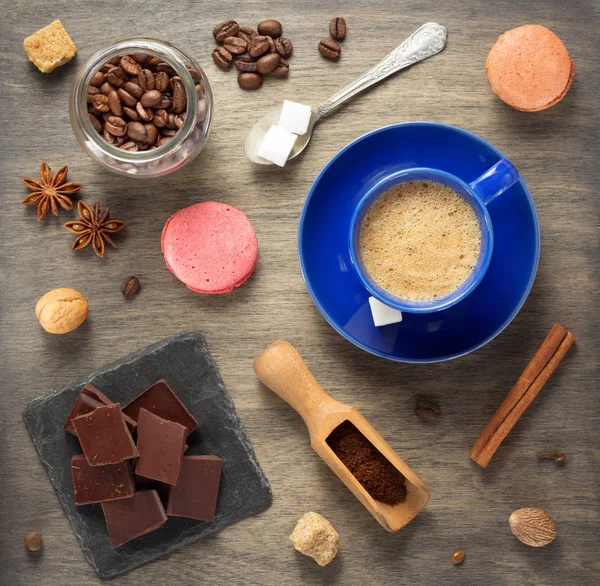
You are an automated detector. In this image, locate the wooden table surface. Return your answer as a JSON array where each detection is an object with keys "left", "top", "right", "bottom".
[{"left": 1, "top": 1, "right": 598, "bottom": 584}]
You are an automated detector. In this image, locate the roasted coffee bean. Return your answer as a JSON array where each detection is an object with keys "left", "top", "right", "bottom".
[
  {"left": 237, "top": 26, "right": 255, "bottom": 44},
  {"left": 415, "top": 400, "right": 441, "bottom": 420},
  {"left": 154, "top": 71, "right": 170, "bottom": 91},
  {"left": 166, "top": 113, "right": 178, "bottom": 129},
  {"left": 138, "top": 69, "right": 155, "bottom": 91},
  {"left": 238, "top": 72, "right": 262, "bottom": 90},
  {"left": 120, "top": 55, "right": 141, "bottom": 76},
  {"left": 161, "top": 128, "right": 178, "bottom": 137},
  {"left": 257, "top": 19, "right": 282, "bottom": 38},
  {"left": 87, "top": 86, "right": 100, "bottom": 102},
  {"left": 147, "top": 56, "right": 161, "bottom": 68},
  {"left": 329, "top": 17, "right": 347, "bottom": 40},
  {"left": 153, "top": 109, "right": 168, "bottom": 127},
  {"left": 271, "top": 59, "right": 289, "bottom": 77},
  {"left": 91, "top": 94, "right": 110, "bottom": 112},
  {"left": 195, "top": 83, "right": 205, "bottom": 94},
  {"left": 175, "top": 114, "right": 186, "bottom": 128},
  {"left": 114, "top": 135, "right": 126, "bottom": 147},
  {"left": 90, "top": 71, "right": 106, "bottom": 87},
  {"left": 99, "top": 63, "right": 114, "bottom": 73},
  {"left": 123, "top": 106, "right": 139, "bottom": 120},
  {"left": 103, "top": 128, "right": 116, "bottom": 144},
  {"left": 120, "top": 141, "right": 139, "bottom": 151},
  {"left": 141, "top": 89, "right": 162, "bottom": 107},
  {"left": 117, "top": 88, "right": 137, "bottom": 107},
  {"left": 89, "top": 113, "right": 102, "bottom": 133},
  {"left": 223, "top": 36, "right": 247, "bottom": 55},
  {"left": 188, "top": 67, "right": 202, "bottom": 83},
  {"left": 127, "top": 121, "right": 147, "bottom": 142},
  {"left": 108, "top": 57, "right": 121, "bottom": 66},
  {"left": 105, "top": 116, "right": 127, "bottom": 137},
  {"left": 171, "top": 77, "right": 187, "bottom": 114},
  {"left": 157, "top": 136, "right": 173, "bottom": 147},
  {"left": 100, "top": 81, "right": 114, "bottom": 95},
  {"left": 107, "top": 90, "right": 123, "bottom": 116},
  {"left": 121, "top": 276, "right": 140, "bottom": 296},
  {"left": 158, "top": 93, "right": 172, "bottom": 110},
  {"left": 235, "top": 56, "right": 258, "bottom": 73},
  {"left": 213, "top": 20, "right": 239, "bottom": 42},
  {"left": 212, "top": 47, "right": 233, "bottom": 69},
  {"left": 156, "top": 62, "right": 176, "bottom": 75},
  {"left": 144, "top": 123, "right": 158, "bottom": 145},
  {"left": 124, "top": 81, "right": 144, "bottom": 100},
  {"left": 248, "top": 36, "right": 270, "bottom": 58},
  {"left": 266, "top": 36, "right": 277, "bottom": 53},
  {"left": 275, "top": 37, "right": 293, "bottom": 58},
  {"left": 107, "top": 66, "right": 128, "bottom": 87},
  {"left": 136, "top": 102, "right": 154, "bottom": 122},
  {"left": 130, "top": 53, "right": 149, "bottom": 65},
  {"left": 257, "top": 53, "right": 280, "bottom": 74},
  {"left": 318, "top": 39, "right": 341, "bottom": 59}
]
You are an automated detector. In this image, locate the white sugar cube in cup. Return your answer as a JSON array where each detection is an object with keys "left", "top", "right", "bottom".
[
  {"left": 279, "top": 100, "right": 312, "bottom": 135},
  {"left": 257, "top": 125, "right": 298, "bottom": 167},
  {"left": 368, "top": 297, "right": 403, "bottom": 327}
]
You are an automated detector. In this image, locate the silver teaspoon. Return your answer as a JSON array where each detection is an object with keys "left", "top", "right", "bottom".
[{"left": 245, "top": 22, "right": 448, "bottom": 166}]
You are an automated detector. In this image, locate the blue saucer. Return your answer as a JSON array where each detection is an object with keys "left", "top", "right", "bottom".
[{"left": 298, "top": 122, "right": 540, "bottom": 363}]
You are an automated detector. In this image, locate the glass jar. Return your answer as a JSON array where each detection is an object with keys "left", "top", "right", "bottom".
[{"left": 70, "top": 38, "right": 213, "bottom": 178}]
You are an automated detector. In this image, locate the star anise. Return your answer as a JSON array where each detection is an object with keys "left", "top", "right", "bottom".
[
  {"left": 65, "top": 201, "right": 126, "bottom": 258},
  {"left": 22, "top": 162, "right": 82, "bottom": 220}
]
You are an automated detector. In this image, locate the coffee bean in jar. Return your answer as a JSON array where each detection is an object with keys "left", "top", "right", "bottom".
[{"left": 87, "top": 54, "right": 188, "bottom": 150}]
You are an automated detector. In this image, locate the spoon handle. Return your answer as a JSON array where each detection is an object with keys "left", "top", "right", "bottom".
[{"left": 315, "top": 22, "right": 447, "bottom": 119}]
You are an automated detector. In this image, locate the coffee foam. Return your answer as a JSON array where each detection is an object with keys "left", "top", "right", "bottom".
[{"left": 359, "top": 181, "right": 481, "bottom": 302}]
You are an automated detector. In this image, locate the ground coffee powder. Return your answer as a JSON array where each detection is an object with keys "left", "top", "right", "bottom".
[{"left": 326, "top": 421, "right": 407, "bottom": 506}]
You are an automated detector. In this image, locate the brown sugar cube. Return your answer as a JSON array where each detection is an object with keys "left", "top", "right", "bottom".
[
  {"left": 289, "top": 512, "right": 339, "bottom": 567},
  {"left": 23, "top": 20, "right": 77, "bottom": 73}
]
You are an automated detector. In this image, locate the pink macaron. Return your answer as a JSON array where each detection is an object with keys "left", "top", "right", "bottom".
[{"left": 161, "top": 202, "right": 258, "bottom": 294}]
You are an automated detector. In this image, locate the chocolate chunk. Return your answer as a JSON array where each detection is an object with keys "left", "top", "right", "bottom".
[
  {"left": 102, "top": 490, "right": 167, "bottom": 548},
  {"left": 73, "top": 404, "right": 139, "bottom": 466},
  {"left": 64, "top": 383, "right": 137, "bottom": 435},
  {"left": 135, "top": 408, "right": 187, "bottom": 486},
  {"left": 167, "top": 456, "right": 222, "bottom": 521},
  {"left": 72, "top": 454, "right": 134, "bottom": 505},
  {"left": 122, "top": 380, "right": 198, "bottom": 434}
]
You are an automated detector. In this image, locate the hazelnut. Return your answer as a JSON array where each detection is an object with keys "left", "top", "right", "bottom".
[
  {"left": 509, "top": 508, "right": 557, "bottom": 547},
  {"left": 35, "top": 288, "right": 88, "bottom": 334},
  {"left": 24, "top": 531, "right": 43, "bottom": 551}
]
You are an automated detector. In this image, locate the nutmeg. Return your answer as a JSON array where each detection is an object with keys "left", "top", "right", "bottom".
[
  {"left": 35, "top": 288, "right": 88, "bottom": 334},
  {"left": 509, "top": 508, "right": 557, "bottom": 547}
]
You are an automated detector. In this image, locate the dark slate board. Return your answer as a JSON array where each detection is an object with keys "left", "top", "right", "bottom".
[{"left": 23, "top": 331, "right": 271, "bottom": 579}]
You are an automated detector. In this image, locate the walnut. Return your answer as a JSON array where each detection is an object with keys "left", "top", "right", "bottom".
[
  {"left": 35, "top": 288, "right": 88, "bottom": 334},
  {"left": 289, "top": 512, "right": 339, "bottom": 567}
]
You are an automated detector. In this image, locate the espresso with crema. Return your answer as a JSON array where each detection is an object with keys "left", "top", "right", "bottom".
[{"left": 359, "top": 181, "right": 481, "bottom": 301}]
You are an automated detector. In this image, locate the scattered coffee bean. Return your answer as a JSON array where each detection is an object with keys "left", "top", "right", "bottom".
[
  {"left": 319, "top": 39, "right": 341, "bottom": 59},
  {"left": 24, "top": 531, "right": 43, "bottom": 552},
  {"left": 237, "top": 26, "right": 256, "bottom": 44},
  {"left": 275, "top": 37, "right": 293, "bottom": 58},
  {"left": 213, "top": 19, "right": 239, "bottom": 42},
  {"left": 266, "top": 36, "right": 277, "bottom": 53},
  {"left": 257, "top": 53, "right": 280, "bottom": 74},
  {"left": 329, "top": 17, "right": 347, "bottom": 41},
  {"left": 121, "top": 276, "right": 140, "bottom": 297},
  {"left": 415, "top": 400, "right": 441, "bottom": 419},
  {"left": 212, "top": 47, "right": 233, "bottom": 69},
  {"left": 271, "top": 59, "right": 289, "bottom": 77},
  {"left": 248, "top": 36, "right": 270, "bottom": 58},
  {"left": 257, "top": 19, "right": 282, "bottom": 38},
  {"left": 238, "top": 72, "right": 263, "bottom": 90},
  {"left": 224, "top": 36, "right": 247, "bottom": 55},
  {"left": 235, "top": 56, "right": 258, "bottom": 73}
]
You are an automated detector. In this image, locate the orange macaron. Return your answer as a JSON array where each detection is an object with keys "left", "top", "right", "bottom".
[{"left": 485, "top": 24, "right": 574, "bottom": 112}]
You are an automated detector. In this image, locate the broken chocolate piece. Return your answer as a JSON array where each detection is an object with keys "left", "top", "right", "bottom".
[
  {"left": 64, "top": 383, "right": 136, "bottom": 435},
  {"left": 122, "top": 380, "right": 198, "bottom": 434},
  {"left": 135, "top": 408, "right": 187, "bottom": 486},
  {"left": 134, "top": 474, "right": 171, "bottom": 506},
  {"left": 73, "top": 404, "right": 139, "bottom": 466},
  {"left": 167, "top": 456, "right": 222, "bottom": 521},
  {"left": 102, "top": 490, "right": 167, "bottom": 548},
  {"left": 72, "top": 454, "right": 135, "bottom": 505}
]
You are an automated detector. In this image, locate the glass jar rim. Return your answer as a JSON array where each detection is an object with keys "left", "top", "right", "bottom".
[{"left": 72, "top": 38, "right": 208, "bottom": 162}]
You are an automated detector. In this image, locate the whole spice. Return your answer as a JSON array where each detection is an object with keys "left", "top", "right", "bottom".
[
  {"left": 415, "top": 400, "right": 441, "bottom": 419},
  {"left": 329, "top": 17, "right": 347, "bottom": 41},
  {"left": 327, "top": 420, "right": 406, "bottom": 505},
  {"left": 22, "top": 162, "right": 82, "bottom": 220},
  {"left": 452, "top": 550, "right": 465, "bottom": 565},
  {"left": 509, "top": 508, "right": 557, "bottom": 547},
  {"left": 36, "top": 288, "right": 88, "bottom": 334},
  {"left": 65, "top": 201, "right": 126, "bottom": 258},
  {"left": 121, "top": 276, "right": 140, "bottom": 297},
  {"left": 24, "top": 531, "right": 43, "bottom": 551},
  {"left": 536, "top": 450, "right": 566, "bottom": 463},
  {"left": 318, "top": 39, "right": 341, "bottom": 59}
]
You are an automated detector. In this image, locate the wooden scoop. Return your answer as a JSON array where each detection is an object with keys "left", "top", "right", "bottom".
[{"left": 253, "top": 340, "right": 430, "bottom": 532}]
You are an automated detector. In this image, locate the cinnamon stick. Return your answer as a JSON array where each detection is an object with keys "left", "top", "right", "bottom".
[{"left": 470, "top": 324, "right": 575, "bottom": 468}]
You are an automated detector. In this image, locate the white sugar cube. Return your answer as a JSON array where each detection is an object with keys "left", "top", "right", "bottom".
[
  {"left": 257, "top": 125, "right": 298, "bottom": 167},
  {"left": 368, "top": 296, "right": 403, "bottom": 327},
  {"left": 279, "top": 100, "right": 312, "bottom": 135}
]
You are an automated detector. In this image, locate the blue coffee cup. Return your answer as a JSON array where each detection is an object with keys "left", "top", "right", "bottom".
[{"left": 348, "top": 159, "right": 520, "bottom": 313}]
